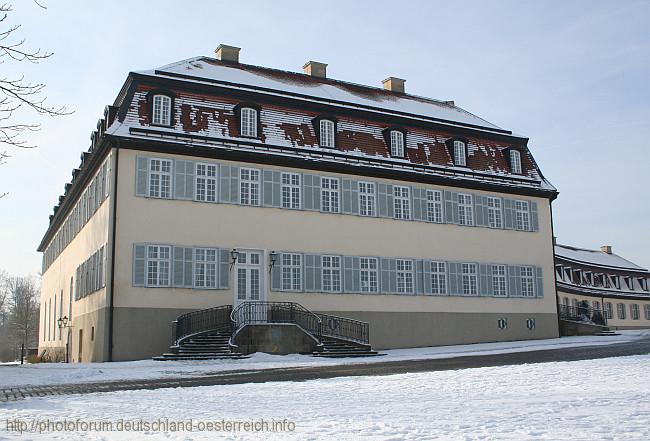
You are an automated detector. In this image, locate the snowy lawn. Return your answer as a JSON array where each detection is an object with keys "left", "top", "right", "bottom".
[
  {"left": 1, "top": 355, "right": 649, "bottom": 440},
  {"left": 1, "top": 330, "right": 648, "bottom": 389}
]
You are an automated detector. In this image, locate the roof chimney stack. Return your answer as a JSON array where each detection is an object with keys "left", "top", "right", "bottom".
[
  {"left": 215, "top": 44, "right": 240, "bottom": 63},
  {"left": 382, "top": 77, "right": 406, "bottom": 94},
  {"left": 600, "top": 245, "right": 612, "bottom": 254},
  {"left": 303, "top": 61, "right": 327, "bottom": 79}
]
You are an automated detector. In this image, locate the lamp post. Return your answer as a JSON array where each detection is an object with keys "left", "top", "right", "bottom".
[{"left": 57, "top": 316, "right": 72, "bottom": 363}]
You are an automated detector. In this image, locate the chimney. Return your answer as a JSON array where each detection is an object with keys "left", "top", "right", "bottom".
[
  {"left": 215, "top": 44, "right": 240, "bottom": 63},
  {"left": 601, "top": 245, "right": 612, "bottom": 254},
  {"left": 382, "top": 77, "right": 406, "bottom": 94},
  {"left": 303, "top": 61, "right": 327, "bottom": 79}
]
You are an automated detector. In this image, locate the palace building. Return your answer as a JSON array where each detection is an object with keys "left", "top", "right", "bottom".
[{"left": 38, "top": 45, "right": 559, "bottom": 362}]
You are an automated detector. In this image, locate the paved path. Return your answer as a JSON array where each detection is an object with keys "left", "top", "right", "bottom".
[{"left": 2, "top": 336, "right": 649, "bottom": 403}]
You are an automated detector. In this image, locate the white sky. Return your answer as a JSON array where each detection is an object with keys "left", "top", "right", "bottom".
[{"left": 1, "top": 0, "right": 648, "bottom": 276}]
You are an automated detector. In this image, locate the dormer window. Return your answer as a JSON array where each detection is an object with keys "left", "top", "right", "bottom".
[
  {"left": 240, "top": 107, "right": 258, "bottom": 138},
  {"left": 319, "top": 119, "right": 336, "bottom": 148},
  {"left": 510, "top": 149, "right": 522, "bottom": 174},
  {"left": 390, "top": 130, "right": 405, "bottom": 157},
  {"left": 152, "top": 94, "right": 172, "bottom": 126},
  {"left": 453, "top": 140, "right": 467, "bottom": 166}
]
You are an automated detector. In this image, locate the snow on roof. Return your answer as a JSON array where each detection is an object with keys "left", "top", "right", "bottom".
[
  {"left": 138, "top": 57, "right": 506, "bottom": 133},
  {"left": 555, "top": 244, "right": 648, "bottom": 272}
]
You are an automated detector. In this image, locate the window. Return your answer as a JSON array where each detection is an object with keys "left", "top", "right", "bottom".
[
  {"left": 390, "top": 130, "right": 405, "bottom": 157},
  {"left": 148, "top": 158, "right": 172, "bottom": 199},
  {"left": 319, "top": 119, "right": 335, "bottom": 148},
  {"left": 194, "top": 248, "right": 217, "bottom": 288},
  {"left": 240, "top": 107, "right": 258, "bottom": 137},
  {"left": 196, "top": 163, "right": 217, "bottom": 202},
  {"left": 321, "top": 177, "right": 340, "bottom": 213},
  {"left": 152, "top": 95, "right": 171, "bottom": 126},
  {"left": 492, "top": 265, "right": 507, "bottom": 297},
  {"left": 458, "top": 193, "right": 474, "bottom": 226},
  {"left": 510, "top": 150, "right": 522, "bottom": 174},
  {"left": 281, "top": 253, "right": 302, "bottom": 291},
  {"left": 514, "top": 200, "right": 530, "bottom": 231},
  {"left": 397, "top": 259, "right": 414, "bottom": 294},
  {"left": 462, "top": 263, "right": 478, "bottom": 296},
  {"left": 360, "top": 257, "right": 378, "bottom": 293},
  {"left": 393, "top": 186, "right": 411, "bottom": 220},
  {"left": 611, "top": 275, "right": 620, "bottom": 289},
  {"left": 453, "top": 140, "right": 467, "bottom": 166},
  {"left": 630, "top": 304, "right": 640, "bottom": 320},
  {"left": 640, "top": 278, "right": 649, "bottom": 292},
  {"left": 625, "top": 277, "right": 635, "bottom": 291},
  {"left": 426, "top": 190, "right": 443, "bottom": 223},
  {"left": 644, "top": 304, "right": 650, "bottom": 320},
  {"left": 322, "top": 256, "right": 341, "bottom": 292},
  {"left": 240, "top": 168, "right": 260, "bottom": 206},
  {"left": 605, "top": 302, "right": 613, "bottom": 319},
  {"left": 146, "top": 245, "right": 171, "bottom": 287},
  {"left": 359, "top": 182, "right": 376, "bottom": 217},
  {"left": 521, "top": 266, "right": 535, "bottom": 297},
  {"left": 281, "top": 172, "right": 301, "bottom": 209},
  {"left": 431, "top": 261, "right": 447, "bottom": 295},
  {"left": 616, "top": 303, "right": 626, "bottom": 319},
  {"left": 487, "top": 197, "right": 503, "bottom": 228}
]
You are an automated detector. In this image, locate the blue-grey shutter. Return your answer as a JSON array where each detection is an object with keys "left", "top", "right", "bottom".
[
  {"left": 219, "top": 165, "right": 240, "bottom": 204},
  {"left": 535, "top": 266, "right": 544, "bottom": 298},
  {"left": 479, "top": 263, "right": 492, "bottom": 296},
  {"left": 135, "top": 157, "right": 148, "bottom": 197},
  {"left": 508, "top": 265, "right": 519, "bottom": 297},
  {"left": 263, "top": 170, "right": 282, "bottom": 207},
  {"left": 530, "top": 201, "right": 539, "bottom": 232},
  {"left": 475, "top": 195, "right": 488, "bottom": 227},
  {"left": 377, "top": 184, "right": 394, "bottom": 218},
  {"left": 133, "top": 244, "right": 145, "bottom": 286},
  {"left": 422, "top": 260, "right": 433, "bottom": 295},
  {"left": 503, "top": 199, "right": 515, "bottom": 230},
  {"left": 173, "top": 246, "right": 193, "bottom": 288},
  {"left": 379, "top": 258, "right": 391, "bottom": 293},
  {"left": 415, "top": 260, "right": 424, "bottom": 294},
  {"left": 444, "top": 191, "right": 459, "bottom": 224},
  {"left": 302, "top": 174, "right": 321, "bottom": 211},
  {"left": 341, "top": 179, "right": 359, "bottom": 215},
  {"left": 218, "top": 248, "right": 230, "bottom": 289},
  {"left": 174, "top": 160, "right": 195, "bottom": 200},
  {"left": 447, "top": 262, "right": 460, "bottom": 295},
  {"left": 271, "top": 256, "right": 282, "bottom": 291},
  {"left": 412, "top": 188, "right": 426, "bottom": 221},
  {"left": 343, "top": 256, "right": 360, "bottom": 293},
  {"left": 304, "top": 254, "right": 322, "bottom": 292}
]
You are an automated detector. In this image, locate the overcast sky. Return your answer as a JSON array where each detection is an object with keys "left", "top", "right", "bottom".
[{"left": 1, "top": 0, "right": 648, "bottom": 276}]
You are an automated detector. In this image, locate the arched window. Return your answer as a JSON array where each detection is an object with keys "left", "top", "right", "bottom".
[
  {"left": 319, "top": 119, "right": 335, "bottom": 148},
  {"left": 510, "top": 149, "right": 522, "bottom": 174},
  {"left": 390, "top": 130, "right": 405, "bottom": 157},
  {"left": 453, "top": 140, "right": 466, "bottom": 166},
  {"left": 240, "top": 107, "right": 258, "bottom": 138},
  {"left": 152, "top": 94, "right": 172, "bottom": 126}
]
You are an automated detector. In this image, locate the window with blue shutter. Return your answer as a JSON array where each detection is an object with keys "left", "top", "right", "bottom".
[
  {"left": 341, "top": 179, "right": 359, "bottom": 215},
  {"left": 343, "top": 256, "right": 361, "bottom": 293},
  {"left": 377, "top": 184, "right": 394, "bottom": 218},
  {"left": 530, "top": 201, "right": 539, "bottom": 232},
  {"left": 218, "top": 248, "right": 231, "bottom": 289},
  {"left": 478, "top": 263, "right": 492, "bottom": 296},
  {"left": 303, "top": 254, "right": 322, "bottom": 292},
  {"left": 173, "top": 160, "right": 196, "bottom": 200},
  {"left": 133, "top": 244, "right": 146, "bottom": 286},
  {"left": 535, "top": 266, "right": 544, "bottom": 298},
  {"left": 474, "top": 195, "right": 488, "bottom": 227},
  {"left": 135, "top": 157, "right": 148, "bottom": 197},
  {"left": 444, "top": 191, "right": 459, "bottom": 224},
  {"left": 302, "top": 174, "right": 321, "bottom": 211},
  {"left": 173, "top": 246, "right": 194, "bottom": 288},
  {"left": 271, "top": 256, "right": 282, "bottom": 291},
  {"left": 379, "top": 258, "right": 397, "bottom": 293},
  {"left": 447, "top": 262, "right": 460, "bottom": 295},
  {"left": 219, "top": 165, "right": 240, "bottom": 204},
  {"left": 507, "top": 265, "right": 520, "bottom": 297},
  {"left": 503, "top": 199, "right": 515, "bottom": 229},
  {"left": 411, "top": 188, "right": 427, "bottom": 221},
  {"left": 263, "top": 170, "right": 282, "bottom": 207}
]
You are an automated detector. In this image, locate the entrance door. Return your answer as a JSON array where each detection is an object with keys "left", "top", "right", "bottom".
[{"left": 234, "top": 250, "right": 265, "bottom": 326}]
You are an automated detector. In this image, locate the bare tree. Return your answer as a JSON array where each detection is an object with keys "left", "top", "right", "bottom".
[{"left": 7, "top": 276, "right": 39, "bottom": 354}]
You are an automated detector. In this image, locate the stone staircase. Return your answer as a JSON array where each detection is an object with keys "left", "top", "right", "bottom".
[
  {"left": 313, "top": 336, "right": 381, "bottom": 358},
  {"left": 153, "top": 329, "right": 248, "bottom": 361}
]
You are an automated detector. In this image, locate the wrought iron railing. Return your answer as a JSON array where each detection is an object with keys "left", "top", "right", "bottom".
[
  {"left": 558, "top": 304, "right": 607, "bottom": 326},
  {"left": 172, "top": 304, "right": 233, "bottom": 345},
  {"left": 317, "top": 313, "right": 369, "bottom": 345},
  {"left": 230, "top": 301, "right": 323, "bottom": 342}
]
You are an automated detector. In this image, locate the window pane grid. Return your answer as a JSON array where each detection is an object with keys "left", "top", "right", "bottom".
[
  {"left": 492, "top": 264, "right": 507, "bottom": 296},
  {"left": 240, "top": 168, "right": 260, "bottom": 206},
  {"left": 282, "top": 173, "right": 301, "bottom": 209},
  {"left": 453, "top": 141, "right": 466, "bottom": 166},
  {"left": 431, "top": 261, "right": 447, "bottom": 294},
  {"left": 462, "top": 263, "right": 478, "bottom": 295},
  {"left": 322, "top": 256, "right": 341, "bottom": 292},
  {"left": 321, "top": 177, "right": 340, "bottom": 213},
  {"left": 152, "top": 95, "right": 171, "bottom": 126},
  {"left": 320, "top": 120, "right": 335, "bottom": 148},
  {"left": 397, "top": 259, "right": 413, "bottom": 293},
  {"left": 240, "top": 107, "right": 258, "bottom": 137},
  {"left": 458, "top": 193, "right": 473, "bottom": 226},
  {"left": 426, "top": 190, "right": 443, "bottom": 223},
  {"left": 148, "top": 159, "right": 172, "bottom": 199},
  {"left": 487, "top": 197, "right": 503, "bottom": 228},
  {"left": 360, "top": 257, "right": 378, "bottom": 292},
  {"left": 359, "top": 182, "right": 376, "bottom": 216},
  {"left": 282, "top": 253, "right": 302, "bottom": 291},
  {"left": 390, "top": 131, "right": 405, "bottom": 157},
  {"left": 394, "top": 186, "right": 410, "bottom": 220}
]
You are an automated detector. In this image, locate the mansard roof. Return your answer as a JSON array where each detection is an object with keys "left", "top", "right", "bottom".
[{"left": 555, "top": 244, "right": 648, "bottom": 273}]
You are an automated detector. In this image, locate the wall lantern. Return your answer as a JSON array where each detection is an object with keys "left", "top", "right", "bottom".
[
  {"left": 269, "top": 250, "right": 278, "bottom": 269},
  {"left": 230, "top": 248, "right": 239, "bottom": 265}
]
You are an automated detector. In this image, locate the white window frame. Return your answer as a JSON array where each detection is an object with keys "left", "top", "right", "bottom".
[
  {"left": 630, "top": 303, "right": 640, "bottom": 320},
  {"left": 487, "top": 197, "right": 503, "bottom": 229},
  {"left": 458, "top": 193, "right": 474, "bottom": 226},
  {"left": 360, "top": 257, "right": 378, "bottom": 293},
  {"left": 148, "top": 158, "right": 172, "bottom": 199},
  {"left": 521, "top": 266, "right": 535, "bottom": 297},
  {"left": 281, "top": 253, "right": 302, "bottom": 291},
  {"left": 616, "top": 303, "right": 626, "bottom": 319},
  {"left": 152, "top": 94, "right": 171, "bottom": 126},
  {"left": 605, "top": 302, "right": 613, "bottom": 319},
  {"left": 510, "top": 150, "right": 522, "bottom": 174},
  {"left": 195, "top": 163, "right": 217, "bottom": 203},
  {"left": 396, "top": 259, "right": 414, "bottom": 294},
  {"left": 281, "top": 172, "right": 301, "bottom": 209},
  {"left": 462, "top": 263, "right": 478, "bottom": 296},
  {"left": 322, "top": 255, "right": 342, "bottom": 292},
  {"left": 319, "top": 119, "right": 335, "bottom": 148},
  {"left": 240, "top": 107, "right": 258, "bottom": 138},
  {"left": 146, "top": 245, "right": 171, "bottom": 287},
  {"left": 426, "top": 190, "right": 443, "bottom": 223},
  {"left": 431, "top": 261, "right": 447, "bottom": 295},
  {"left": 321, "top": 177, "right": 340, "bottom": 213},
  {"left": 393, "top": 185, "right": 411, "bottom": 220},
  {"left": 390, "top": 130, "right": 405, "bottom": 157},
  {"left": 194, "top": 248, "right": 217, "bottom": 289},
  {"left": 240, "top": 168, "right": 260, "bottom": 206},
  {"left": 358, "top": 182, "right": 376, "bottom": 217},
  {"left": 453, "top": 140, "right": 467, "bottom": 166},
  {"left": 515, "top": 200, "right": 530, "bottom": 231},
  {"left": 492, "top": 264, "right": 507, "bottom": 297}
]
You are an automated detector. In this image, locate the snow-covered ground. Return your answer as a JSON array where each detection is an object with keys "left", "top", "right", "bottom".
[
  {"left": 1, "top": 331, "right": 648, "bottom": 388},
  {"left": 1, "top": 354, "right": 649, "bottom": 440}
]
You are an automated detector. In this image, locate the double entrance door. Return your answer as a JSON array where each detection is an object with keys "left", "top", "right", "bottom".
[{"left": 233, "top": 249, "right": 266, "bottom": 325}]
